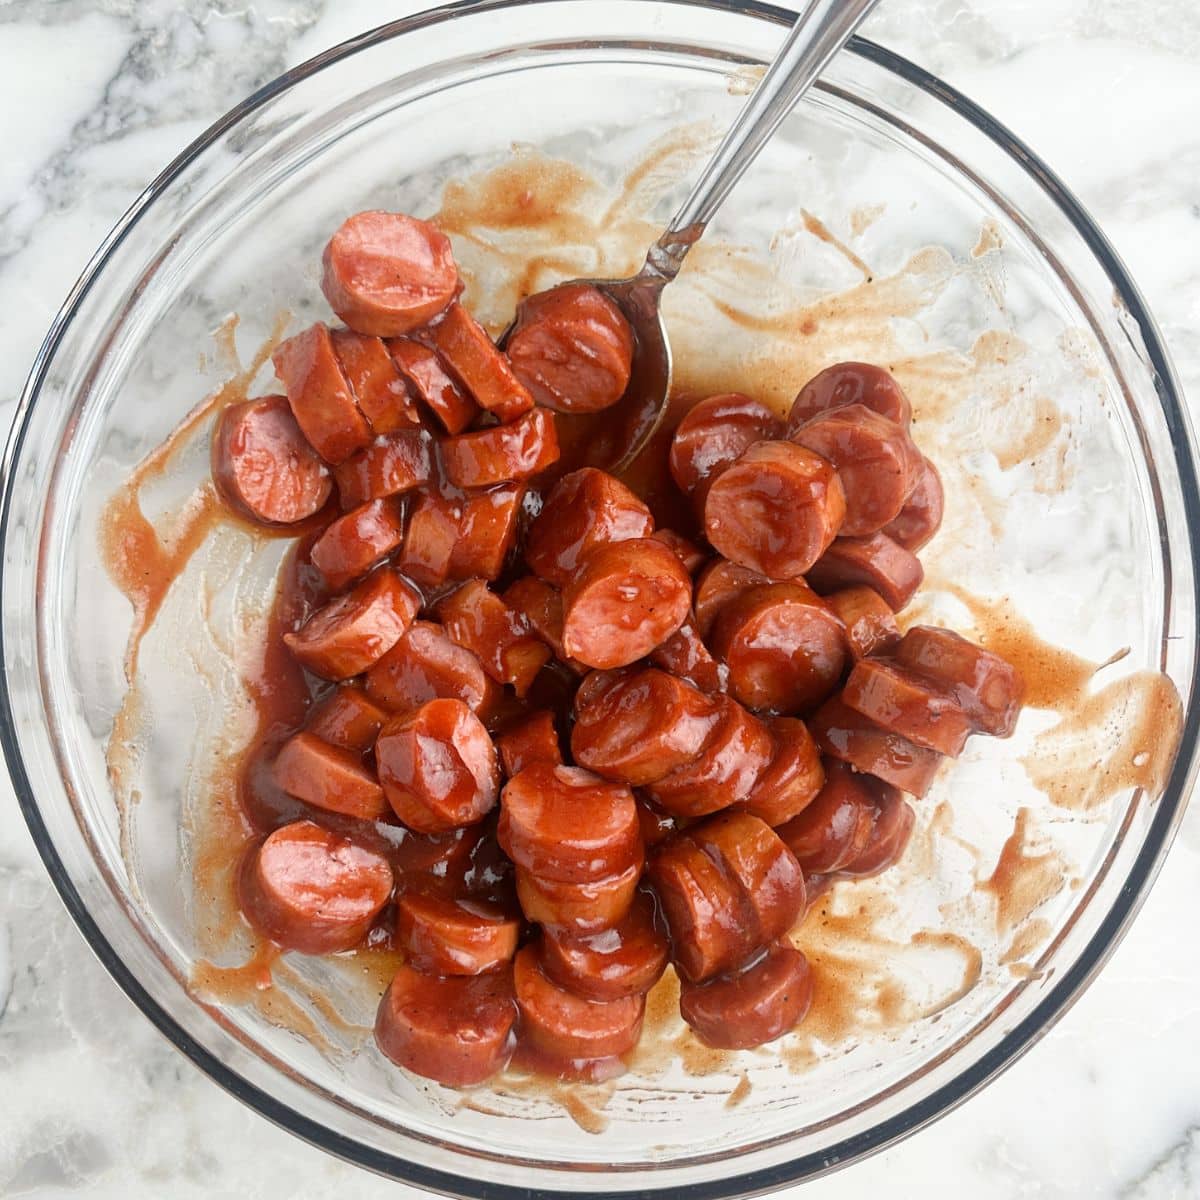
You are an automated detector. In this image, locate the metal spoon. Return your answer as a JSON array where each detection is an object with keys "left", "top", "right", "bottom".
[{"left": 528, "top": 0, "right": 882, "bottom": 475}]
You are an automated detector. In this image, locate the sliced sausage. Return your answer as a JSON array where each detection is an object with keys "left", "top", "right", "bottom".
[
  {"left": 332, "top": 429, "right": 434, "bottom": 509},
  {"left": 692, "top": 559, "right": 770, "bottom": 639},
  {"left": 507, "top": 283, "right": 634, "bottom": 413},
  {"left": 806, "top": 532, "right": 924, "bottom": 612},
  {"left": 273, "top": 323, "right": 372, "bottom": 464},
  {"left": 271, "top": 730, "right": 386, "bottom": 820},
  {"left": 449, "top": 483, "right": 525, "bottom": 581},
  {"left": 212, "top": 395, "right": 332, "bottom": 526},
  {"left": 441, "top": 408, "right": 559, "bottom": 490},
  {"left": 635, "top": 796, "right": 680, "bottom": 849},
  {"left": 397, "top": 490, "right": 461, "bottom": 588},
  {"left": 396, "top": 887, "right": 519, "bottom": 975},
  {"left": 669, "top": 393, "right": 785, "bottom": 503},
  {"left": 502, "top": 576, "right": 579, "bottom": 670},
  {"left": 515, "top": 856, "right": 642, "bottom": 934},
  {"left": 376, "top": 698, "right": 500, "bottom": 832},
  {"left": 525, "top": 468, "right": 655, "bottom": 587},
  {"left": 540, "top": 891, "right": 668, "bottom": 1001},
  {"left": 561, "top": 537, "right": 692, "bottom": 670},
  {"left": 365, "top": 621, "right": 495, "bottom": 715},
  {"left": 841, "top": 790, "right": 915, "bottom": 878},
  {"left": 842, "top": 658, "right": 973, "bottom": 757},
  {"left": 651, "top": 529, "right": 707, "bottom": 574},
  {"left": 375, "top": 965, "right": 516, "bottom": 1087},
  {"left": 572, "top": 668, "right": 721, "bottom": 786},
  {"left": 425, "top": 302, "right": 533, "bottom": 422},
  {"left": 513, "top": 945, "right": 645, "bottom": 1061},
  {"left": 894, "top": 626, "right": 1024, "bottom": 737},
  {"left": 322, "top": 210, "right": 459, "bottom": 337},
  {"left": 306, "top": 684, "right": 389, "bottom": 752},
  {"left": 679, "top": 941, "right": 812, "bottom": 1050},
  {"left": 824, "top": 586, "right": 900, "bottom": 659},
  {"left": 790, "top": 404, "right": 923, "bottom": 537},
  {"left": 787, "top": 361, "right": 912, "bottom": 432},
  {"left": 739, "top": 717, "right": 824, "bottom": 826},
  {"left": 387, "top": 336, "right": 479, "bottom": 434},
  {"left": 240, "top": 820, "right": 393, "bottom": 954},
  {"left": 709, "top": 582, "right": 846, "bottom": 714},
  {"left": 330, "top": 328, "right": 420, "bottom": 433},
  {"left": 495, "top": 711, "right": 563, "bottom": 777},
  {"left": 809, "top": 698, "right": 944, "bottom": 797},
  {"left": 438, "top": 580, "right": 552, "bottom": 697},
  {"left": 498, "top": 763, "right": 640, "bottom": 882},
  {"left": 649, "top": 619, "right": 729, "bottom": 694},
  {"left": 389, "top": 822, "right": 487, "bottom": 883},
  {"left": 283, "top": 569, "right": 420, "bottom": 679},
  {"left": 776, "top": 759, "right": 887, "bottom": 873},
  {"left": 883, "top": 457, "right": 943, "bottom": 551},
  {"left": 309, "top": 495, "right": 406, "bottom": 591},
  {"left": 704, "top": 441, "right": 846, "bottom": 580}
]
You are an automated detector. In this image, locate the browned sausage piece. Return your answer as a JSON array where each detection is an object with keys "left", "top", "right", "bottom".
[
  {"left": 525, "top": 468, "right": 655, "bottom": 588},
  {"left": 809, "top": 698, "right": 944, "bottom": 797},
  {"left": 669, "top": 393, "right": 785, "bottom": 503},
  {"left": 375, "top": 965, "right": 516, "bottom": 1087},
  {"left": 647, "top": 835, "right": 758, "bottom": 982},
  {"left": 449, "top": 484, "right": 525, "bottom": 581},
  {"left": 806, "top": 532, "right": 924, "bottom": 612},
  {"left": 425, "top": 302, "right": 533, "bottom": 422},
  {"left": 883, "top": 457, "right": 944, "bottom": 551},
  {"left": 387, "top": 336, "right": 479, "bottom": 434},
  {"left": 840, "top": 790, "right": 915, "bottom": 878},
  {"left": 647, "top": 696, "right": 775, "bottom": 818},
  {"left": 441, "top": 408, "right": 560, "bottom": 490},
  {"left": 842, "top": 658, "right": 973, "bottom": 756},
  {"left": 649, "top": 619, "right": 729, "bottom": 694},
  {"left": 273, "top": 323, "right": 372, "bottom": 464},
  {"left": 240, "top": 820, "right": 393, "bottom": 954},
  {"left": 561, "top": 537, "right": 692, "bottom": 670},
  {"left": 540, "top": 891, "right": 668, "bottom": 1001},
  {"left": 495, "top": 711, "right": 563, "bottom": 777},
  {"left": 389, "top": 821, "right": 486, "bottom": 881},
  {"left": 213, "top": 396, "right": 332, "bottom": 526},
  {"left": 704, "top": 441, "right": 846, "bottom": 580},
  {"left": 438, "top": 580, "right": 552, "bottom": 697},
  {"left": 507, "top": 283, "right": 634, "bottom": 413},
  {"left": 572, "top": 668, "right": 721, "bottom": 786},
  {"left": 271, "top": 730, "right": 387, "bottom": 820},
  {"left": 515, "top": 856, "right": 643, "bottom": 934},
  {"left": 365, "top": 621, "right": 496, "bottom": 715},
  {"left": 397, "top": 490, "right": 461, "bottom": 588},
  {"left": 332, "top": 429, "right": 434, "bottom": 509},
  {"left": 680, "top": 941, "right": 812, "bottom": 1050},
  {"left": 306, "top": 685, "right": 390, "bottom": 752},
  {"left": 376, "top": 698, "right": 500, "bottom": 832},
  {"left": 692, "top": 559, "right": 771, "bottom": 639},
  {"left": 396, "top": 887, "right": 519, "bottom": 975},
  {"left": 330, "top": 328, "right": 420, "bottom": 433},
  {"left": 514, "top": 945, "right": 645, "bottom": 1062},
  {"left": 636, "top": 796, "right": 679, "bottom": 848},
  {"left": 709, "top": 582, "right": 846, "bottom": 714},
  {"left": 309, "top": 496, "right": 406, "bottom": 591},
  {"left": 283, "top": 569, "right": 420, "bottom": 679},
  {"left": 824, "top": 586, "right": 900, "bottom": 659},
  {"left": 739, "top": 717, "right": 824, "bottom": 826},
  {"left": 498, "top": 763, "right": 640, "bottom": 882},
  {"left": 776, "top": 759, "right": 888, "bottom": 873},
  {"left": 502, "top": 576, "right": 580, "bottom": 670},
  {"left": 651, "top": 529, "right": 707, "bottom": 575},
  {"left": 322, "top": 211, "right": 460, "bottom": 338},
  {"left": 894, "top": 626, "right": 1024, "bottom": 737},
  {"left": 787, "top": 362, "right": 912, "bottom": 432}
]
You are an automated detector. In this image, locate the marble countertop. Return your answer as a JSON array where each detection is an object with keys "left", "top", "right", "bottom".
[{"left": 2, "top": 1, "right": 1199, "bottom": 1196}]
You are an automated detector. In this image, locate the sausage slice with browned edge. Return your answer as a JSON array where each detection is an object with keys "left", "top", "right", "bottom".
[
  {"left": 449, "top": 484, "right": 525, "bottom": 581},
  {"left": 806, "top": 531, "right": 924, "bottom": 612},
  {"left": 786, "top": 361, "right": 912, "bottom": 432},
  {"left": 495, "top": 711, "right": 563, "bottom": 777},
  {"left": 441, "top": 408, "right": 560, "bottom": 489},
  {"left": 332, "top": 429, "right": 433, "bottom": 509},
  {"left": 824, "top": 586, "right": 901, "bottom": 659},
  {"left": 841, "top": 788, "right": 916, "bottom": 878},
  {"left": 514, "top": 855, "right": 643, "bottom": 934},
  {"left": 396, "top": 887, "right": 519, "bottom": 976},
  {"left": 387, "top": 336, "right": 479, "bottom": 434},
  {"left": 776, "top": 759, "right": 891, "bottom": 873},
  {"left": 650, "top": 619, "right": 729, "bottom": 694},
  {"left": 883, "top": 457, "right": 944, "bottom": 551},
  {"left": 739, "top": 717, "right": 824, "bottom": 826},
  {"left": 692, "top": 559, "right": 770, "bottom": 639},
  {"left": 669, "top": 393, "right": 785, "bottom": 504},
  {"left": 398, "top": 490, "right": 461, "bottom": 588},
  {"left": 305, "top": 684, "right": 389, "bottom": 752},
  {"left": 365, "top": 620, "right": 496, "bottom": 715},
  {"left": 272, "top": 731, "right": 387, "bottom": 820},
  {"left": 425, "top": 302, "right": 533, "bottom": 422},
  {"left": 308, "top": 495, "right": 406, "bottom": 591},
  {"left": 651, "top": 528, "right": 707, "bottom": 575},
  {"left": 330, "top": 328, "right": 420, "bottom": 433}
]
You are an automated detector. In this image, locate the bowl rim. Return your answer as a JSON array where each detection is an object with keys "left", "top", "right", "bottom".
[{"left": 4, "top": 0, "right": 1198, "bottom": 1195}]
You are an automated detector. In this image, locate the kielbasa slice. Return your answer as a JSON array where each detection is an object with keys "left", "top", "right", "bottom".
[
  {"left": 389, "top": 822, "right": 487, "bottom": 883},
  {"left": 787, "top": 361, "right": 912, "bottom": 432},
  {"left": 649, "top": 619, "right": 729, "bottom": 694},
  {"left": 322, "top": 211, "right": 459, "bottom": 338},
  {"left": 776, "top": 759, "right": 887, "bottom": 873},
  {"left": 515, "top": 856, "right": 643, "bottom": 934},
  {"left": 441, "top": 408, "right": 560, "bottom": 489},
  {"left": 425, "top": 302, "right": 533, "bottom": 422},
  {"left": 396, "top": 888, "right": 519, "bottom": 976},
  {"left": 669, "top": 393, "right": 785, "bottom": 503},
  {"left": 398, "top": 490, "right": 461, "bottom": 587},
  {"left": 387, "top": 336, "right": 479, "bottom": 434},
  {"left": 709, "top": 582, "right": 846, "bottom": 714},
  {"left": 273, "top": 323, "right": 372, "bottom": 464},
  {"left": 806, "top": 532, "right": 924, "bottom": 612},
  {"left": 283, "top": 569, "right": 420, "bottom": 679},
  {"left": 365, "top": 621, "right": 496, "bottom": 715},
  {"left": 495, "top": 710, "right": 563, "bottom": 777},
  {"left": 561, "top": 537, "right": 692, "bottom": 670},
  {"left": 842, "top": 658, "right": 973, "bottom": 757},
  {"left": 704, "top": 441, "right": 846, "bottom": 580},
  {"left": 824, "top": 586, "right": 900, "bottom": 659},
  {"left": 635, "top": 796, "right": 679, "bottom": 849},
  {"left": 332, "top": 429, "right": 434, "bottom": 509},
  {"left": 651, "top": 529, "right": 707, "bottom": 575},
  {"left": 883, "top": 457, "right": 944, "bottom": 551},
  {"left": 507, "top": 283, "right": 634, "bottom": 413},
  {"left": 692, "top": 558, "right": 770, "bottom": 639},
  {"left": 375, "top": 965, "right": 516, "bottom": 1087},
  {"left": 679, "top": 941, "right": 812, "bottom": 1050},
  {"left": 502, "top": 576, "right": 580, "bottom": 670},
  {"left": 739, "top": 717, "right": 824, "bottom": 826},
  {"left": 525, "top": 468, "right": 655, "bottom": 588},
  {"left": 330, "top": 328, "right": 420, "bottom": 433},
  {"left": 841, "top": 789, "right": 915, "bottom": 878},
  {"left": 449, "top": 483, "right": 525, "bottom": 581},
  {"left": 309, "top": 495, "right": 407, "bottom": 591},
  {"left": 240, "top": 820, "right": 393, "bottom": 954},
  {"left": 375, "top": 698, "right": 500, "bottom": 832},
  {"left": 306, "top": 684, "right": 390, "bottom": 752},
  {"left": 272, "top": 730, "right": 387, "bottom": 820},
  {"left": 212, "top": 395, "right": 332, "bottom": 526}
]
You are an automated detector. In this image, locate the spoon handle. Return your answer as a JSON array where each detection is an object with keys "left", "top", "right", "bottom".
[{"left": 646, "top": 0, "right": 882, "bottom": 280}]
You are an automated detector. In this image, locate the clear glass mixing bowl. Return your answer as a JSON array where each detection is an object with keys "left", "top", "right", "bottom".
[{"left": 3, "top": 1, "right": 1198, "bottom": 1195}]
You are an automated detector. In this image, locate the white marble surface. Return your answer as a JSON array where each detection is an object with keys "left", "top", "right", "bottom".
[{"left": 2, "top": 1, "right": 1199, "bottom": 1196}]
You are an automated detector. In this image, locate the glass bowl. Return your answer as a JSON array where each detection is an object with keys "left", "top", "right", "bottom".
[{"left": 4, "top": 1, "right": 1198, "bottom": 1195}]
